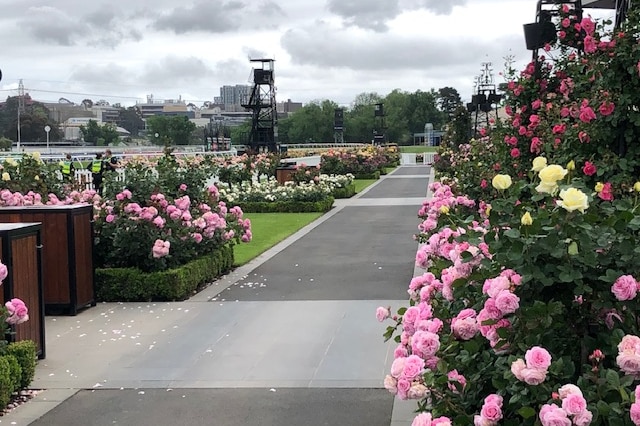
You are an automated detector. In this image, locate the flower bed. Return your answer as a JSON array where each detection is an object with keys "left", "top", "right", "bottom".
[
  {"left": 96, "top": 246, "right": 233, "bottom": 302},
  {"left": 379, "top": 7, "right": 640, "bottom": 426},
  {"left": 320, "top": 146, "right": 398, "bottom": 177}
]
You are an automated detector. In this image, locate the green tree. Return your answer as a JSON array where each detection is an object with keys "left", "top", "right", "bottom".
[
  {"left": 79, "top": 119, "right": 102, "bottom": 145},
  {"left": 438, "top": 86, "right": 463, "bottom": 120},
  {"left": 0, "top": 137, "right": 12, "bottom": 151},
  {"left": 344, "top": 92, "right": 381, "bottom": 142},
  {"left": 442, "top": 105, "right": 472, "bottom": 148},
  {"left": 146, "top": 115, "right": 196, "bottom": 146},
  {"left": 119, "top": 107, "right": 144, "bottom": 136},
  {"left": 0, "top": 96, "right": 62, "bottom": 142},
  {"left": 383, "top": 89, "right": 411, "bottom": 143}
]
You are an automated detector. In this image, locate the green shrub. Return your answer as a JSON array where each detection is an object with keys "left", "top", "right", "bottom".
[
  {"left": 4, "top": 354, "right": 21, "bottom": 393},
  {"left": 353, "top": 171, "right": 380, "bottom": 180},
  {"left": 96, "top": 246, "right": 234, "bottom": 302},
  {"left": 7, "top": 340, "right": 37, "bottom": 389},
  {"left": 236, "top": 197, "right": 334, "bottom": 213},
  {"left": 332, "top": 184, "right": 356, "bottom": 199},
  {"left": 0, "top": 356, "right": 14, "bottom": 408}
]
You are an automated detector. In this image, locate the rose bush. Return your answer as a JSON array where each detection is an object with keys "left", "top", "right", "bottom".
[{"left": 382, "top": 5, "right": 640, "bottom": 425}]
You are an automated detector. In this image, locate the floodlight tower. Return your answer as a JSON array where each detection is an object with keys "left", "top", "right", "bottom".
[
  {"left": 373, "top": 103, "right": 386, "bottom": 144},
  {"left": 334, "top": 108, "right": 344, "bottom": 143},
  {"left": 241, "top": 58, "right": 278, "bottom": 153},
  {"left": 466, "top": 63, "right": 502, "bottom": 136}
]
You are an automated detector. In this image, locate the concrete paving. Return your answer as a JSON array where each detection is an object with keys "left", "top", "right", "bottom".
[{"left": 0, "top": 165, "right": 432, "bottom": 426}]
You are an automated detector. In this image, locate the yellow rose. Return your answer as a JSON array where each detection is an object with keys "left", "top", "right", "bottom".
[
  {"left": 2, "top": 172, "right": 10, "bottom": 181},
  {"left": 595, "top": 182, "right": 604, "bottom": 193},
  {"left": 521, "top": 212, "right": 533, "bottom": 226},
  {"left": 32, "top": 152, "right": 41, "bottom": 160},
  {"left": 539, "top": 165, "right": 568, "bottom": 184},
  {"left": 35, "top": 175, "right": 40, "bottom": 181},
  {"left": 535, "top": 182, "right": 558, "bottom": 195},
  {"left": 531, "top": 156, "right": 547, "bottom": 172},
  {"left": 635, "top": 182, "right": 640, "bottom": 192},
  {"left": 6, "top": 158, "right": 17, "bottom": 167},
  {"left": 557, "top": 187, "right": 589, "bottom": 213},
  {"left": 492, "top": 174, "right": 513, "bottom": 190},
  {"left": 566, "top": 160, "right": 575, "bottom": 171},
  {"left": 485, "top": 205, "right": 492, "bottom": 216},
  {"left": 439, "top": 205, "right": 450, "bottom": 215}
]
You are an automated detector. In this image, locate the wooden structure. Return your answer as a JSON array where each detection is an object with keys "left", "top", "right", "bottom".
[
  {"left": 0, "top": 205, "right": 95, "bottom": 315},
  {"left": 0, "top": 223, "right": 46, "bottom": 358}
]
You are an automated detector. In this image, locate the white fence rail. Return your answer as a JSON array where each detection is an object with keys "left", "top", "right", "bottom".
[{"left": 400, "top": 152, "right": 436, "bottom": 165}]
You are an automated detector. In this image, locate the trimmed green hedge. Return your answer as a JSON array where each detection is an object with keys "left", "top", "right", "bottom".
[
  {"left": 354, "top": 171, "right": 381, "bottom": 180},
  {"left": 332, "top": 184, "right": 356, "bottom": 199},
  {"left": 236, "top": 197, "right": 334, "bottom": 213},
  {"left": 7, "top": 340, "right": 37, "bottom": 389},
  {"left": 95, "top": 246, "right": 234, "bottom": 302}
]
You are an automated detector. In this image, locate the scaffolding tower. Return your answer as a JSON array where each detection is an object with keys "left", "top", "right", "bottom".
[
  {"left": 241, "top": 59, "right": 278, "bottom": 153},
  {"left": 466, "top": 63, "right": 502, "bottom": 136}
]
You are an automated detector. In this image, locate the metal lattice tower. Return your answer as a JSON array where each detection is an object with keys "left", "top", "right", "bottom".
[
  {"left": 467, "top": 63, "right": 502, "bottom": 136},
  {"left": 241, "top": 59, "right": 278, "bottom": 153}
]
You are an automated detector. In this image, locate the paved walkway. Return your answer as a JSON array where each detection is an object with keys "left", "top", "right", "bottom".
[{"left": 0, "top": 165, "right": 432, "bottom": 426}]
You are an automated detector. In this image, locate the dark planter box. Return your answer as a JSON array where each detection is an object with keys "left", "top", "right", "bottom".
[
  {"left": 0, "top": 205, "right": 96, "bottom": 315},
  {"left": 0, "top": 223, "right": 46, "bottom": 359}
]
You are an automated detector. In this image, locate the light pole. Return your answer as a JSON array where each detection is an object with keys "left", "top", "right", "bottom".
[{"left": 44, "top": 125, "right": 51, "bottom": 153}]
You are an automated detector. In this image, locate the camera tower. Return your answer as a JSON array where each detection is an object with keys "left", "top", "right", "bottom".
[{"left": 241, "top": 59, "right": 278, "bottom": 153}]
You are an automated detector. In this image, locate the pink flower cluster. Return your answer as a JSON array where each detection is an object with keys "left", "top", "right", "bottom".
[
  {"left": 411, "top": 413, "right": 452, "bottom": 426},
  {"left": 630, "top": 385, "right": 640, "bottom": 425},
  {"left": 617, "top": 335, "right": 640, "bottom": 378},
  {"left": 474, "top": 394, "right": 503, "bottom": 425},
  {"left": 417, "top": 182, "right": 475, "bottom": 233},
  {"left": 511, "top": 346, "right": 552, "bottom": 385},
  {"left": 152, "top": 239, "right": 170, "bottom": 258},
  {"left": 539, "top": 384, "right": 592, "bottom": 426},
  {"left": 5, "top": 298, "right": 29, "bottom": 325},
  {"left": 0, "top": 189, "right": 100, "bottom": 208},
  {"left": 447, "top": 369, "right": 467, "bottom": 393},
  {"left": 0, "top": 261, "right": 7, "bottom": 283},
  {"left": 611, "top": 275, "right": 639, "bottom": 301},
  {"left": 384, "top": 355, "right": 428, "bottom": 400},
  {"left": 478, "top": 270, "right": 522, "bottom": 348}
]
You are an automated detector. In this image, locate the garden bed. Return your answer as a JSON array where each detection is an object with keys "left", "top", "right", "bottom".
[
  {"left": 95, "top": 246, "right": 234, "bottom": 302},
  {"left": 331, "top": 183, "right": 356, "bottom": 199},
  {"left": 235, "top": 197, "right": 334, "bottom": 213},
  {"left": 353, "top": 171, "right": 380, "bottom": 180}
]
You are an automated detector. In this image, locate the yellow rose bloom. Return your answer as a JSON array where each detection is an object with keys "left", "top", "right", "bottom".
[
  {"left": 2, "top": 172, "right": 10, "bottom": 181},
  {"left": 539, "top": 165, "right": 568, "bottom": 184},
  {"left": 595, "top": 182, "right": 604, "bottom": 193},
  {"left": 492, "top": 174, "right": 513, "bottom": 190},
  {"left": 635, "top": 182, "right": 640, "bottom": 192},
  {"left": 439, "top": 205, "right": 450, "bottom": 215},
  {"left": 557, "top": 187, "right": 589, "bottom": 213},
  {"left": 521, "top": 212, "right": 533, "bottom": 226},
  {"left": 531, "top": 156, "right": 547, "bottom": 172},
  {"left": 32, "top": 152, "right": 41, "bottom": 160},
  {"left": 35, "top": 175, "right": 40, "bottom": 181},
  {"left": 535, "top": 182, "right": 558, "bottom": 195},
  {"left": 566, "top": 160, "right": 575, "bottom": 171},
  {"left": 6, "top": 158, "right": 17, "bottom": 167}
]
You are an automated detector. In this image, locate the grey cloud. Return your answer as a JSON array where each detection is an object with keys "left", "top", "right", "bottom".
[
  {"left": 281, "top": 23, "right": 525, "bottom": 72},
  {"left": 21, "top": 6, "right": 91, "bottom": 46},
  {"left": 327, "top": 0, "right": 400, "bottom": 32},
  {"left": 142, "top": 56, "right": 216, "bottom": 85},
  {"left": 152, "top": 1, "right": 244, "bottom": 34},
  {"left": 258, "top": 1, "right": 287, "bottom": 17},
  {"left": 86, "top": 9, "right": 118, "bottom": 26},
  {"left": 400, "top": 0, "right": 468, "bottom": 15}
]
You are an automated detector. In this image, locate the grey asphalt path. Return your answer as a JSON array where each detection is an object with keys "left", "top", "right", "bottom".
[{"left": 4, "top": 166, "right": 431, "bottom": 426}]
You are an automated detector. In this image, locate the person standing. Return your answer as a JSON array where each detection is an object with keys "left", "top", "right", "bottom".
[
  {"left": 60, "top": 154, "right": 75, "bottom": 183},
  {"left": 87, "top": 152, "right": 104, "bottom": 195},
  {"left": 103, "top": 149, "right": 120, "bottom": 172}
]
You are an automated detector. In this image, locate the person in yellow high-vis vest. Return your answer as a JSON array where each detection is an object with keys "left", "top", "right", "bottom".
[
  {"left": 60, "top": 153, "right": 75, "bottom": 184},
  {"left": 86, "top": 152, "right": 104, "bottom": 195}
]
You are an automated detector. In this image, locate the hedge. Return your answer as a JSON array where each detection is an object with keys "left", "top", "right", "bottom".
[
  {"left": 332, "top": 184, "right": 356, "bottom": 199},
  {"left": 7, "top": 340, "right": 37, "bottom": 390},
  {"left": 354, "top": 171, "right": 381, "bottom": 180},
  {"left": 95, "top": 245, "right": 234, "bottom": 302},
  {"left": 235, "top": 197, "right": 334, "bottom": 213}
]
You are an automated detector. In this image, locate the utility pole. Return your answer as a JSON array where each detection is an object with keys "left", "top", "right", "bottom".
[{"left": 17, "top": 79, "right": 25, "bottom": 151}]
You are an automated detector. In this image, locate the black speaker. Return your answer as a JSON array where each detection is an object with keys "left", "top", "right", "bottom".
[
  {"left": 334, "top": 109, "right": 344, "bottom": 130},
  {"left": 0, "top": 69, "right": 2, "bottom": 82},
  {"left": 374, "top": 103, "right": 384, "bottom": 117},
  {"left": 523, "top": 21, "right": 557, "bottom": 50},
  {"left": 254, "top": 69, "right": 272, "bottom": 84}
]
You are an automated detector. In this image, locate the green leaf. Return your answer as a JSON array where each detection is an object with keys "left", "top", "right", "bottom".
[
  {"left": 517, "top": 406, "right": 536, "bottom": 419},
  {"left": 504, "top": 228, "right": 521, "bottom": 239}
]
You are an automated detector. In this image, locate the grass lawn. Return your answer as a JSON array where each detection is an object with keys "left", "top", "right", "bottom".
[
  {"left": 399, "top": 146, "right": 439, "bottom": 153},
  {"left": 233, "top": 212, "right": 324, "bottom": 266},
  {"left": 354, "top": 179, "right": 377, "bottom": 193}
]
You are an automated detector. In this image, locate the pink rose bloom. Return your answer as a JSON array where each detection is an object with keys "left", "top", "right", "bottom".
[
  {"left": 558, "top": 384, "right": 582, "bottom": 399},
  {"left": 376, "top": 306, "right": 390, "bottom": 322},
  {"left": 452, "top": 316, "right": 478, "bottom": 341},
  {"left": 411, "top": 413, "right": 432, "bottom": 426},
  {"left": 561, "top": 393, "right": 587, "bottom": 415},
  {"left": 431, "top": 417, "right": 452, "bottom": 426},
  {"left": 152, "top": 239, "right": 170, "bottom": 258},
  {"left": 635, "top": 384, "right": 640, "bottom": 401},
  {"left": 447, "top": 369, "right": 467, "bottom": 393},
  {"left": 0, "top": 261, "right": 8, "bottom": 282},
  {"left": 616, "top": 353, "right": 640, "bottom": 376},
  {"left": 573, "top": 409, "right": 592, "bottom": 426},
  {"left": 153, "top": 216, "right": 165, "bottom": 228},
  {"left": 390, "top": 357, "right": 406, "bottom": 379},
  {"left": 480, "top": 402, "right": 503, "bottom": 422},
  {"left": 179, "top": 184, "right": 188, "bottom": 191},
  {"left": 401, "top": 355, "right": 425, "bottom": 380},
  {"left": 192, "top": 233, "right": 203, "bottom": 243},
  {"left": 473, "top": 415, "right": 493, "bottom": 426},
  {"left": 630, "top": 402, "right": 640, "bottom": 425},
  {"left": 521, "top": 367, "right": 548, "bottom": 385},
  {"left": 612, "top": 275, "right": 638, "bottom": 301},
  {"left": 411, "top": 331, "right": 440, "bottom": 358},
  {"left": 619, "top": 335, "right": 640, "bottom": 353},
  {"left": 394, "top": 344, "right": 408, "bottom": 359},
  {"left": 539, "top": 404, "right": 571, "bottom": 426},
  {"left": 598, "top": 182, "right": 614, "bottom": 201},
  {"left": 396, "top": 378, "right": 411, "bottom": 400},
  {"left": 511, "top": 359, "right": 526, "bottom": 381},
  {"left": 525, "top": 346, "right": 552, "bottom": 370},
  {"left": 494, "top": 290, "right": 520, "bottom": 315},
  {"left": 5, "top": 298, "right": 29, "bottom": 325},
  {"left": 105, "top": 214, "right": 115, "bottom": 223},
  {"left": 407, "top": 383, "right": 429, "bottom": 400},
  {"left": 383, "top": 374, "right": 397, "bottom": 394}
]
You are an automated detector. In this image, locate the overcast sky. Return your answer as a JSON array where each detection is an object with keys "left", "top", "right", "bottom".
[{"left": 0, "top": 0, "right": 616, "bottom": 108}]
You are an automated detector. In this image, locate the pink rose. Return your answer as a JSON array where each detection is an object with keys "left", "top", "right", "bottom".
[
  {"left": 484, "top": 394, "right": 502, "bottom": 407},
  {"left": 619, "top": 335, "right": 640, "bottom": 353},
  {"left": 431, "top": 417, "right": 452, "bottom": 426},
  {"left": 105, "top": 214, "right": 115, "bottom": 223},
  {"left": 396, "top": 378, "right": 411, "bottom": 400},
  {"left": 557, "top": 384, "right": 582, "bottom": 399},
  {"left": 612, "top": 275, "right": 638, "bottom": 301},
  {"left": 5, "top": 298, "right": 29, "bottom": 325},
  {"left": 573, "top": 409, "right": 593, "bottom": 426},
  {"left": 0, "top": 261, "right": 7, "bottom": 282},
  {"left": 447, "top": 369, "right": 467, "bottom": 393},
  {"left": 480, "top": 402, "right": 503, "bottom": 422},
  {"left": 402, "top": 355, "right": 425, "bottom": 380},
  {"left": 411, "top": 413, "right": 432, "bottom": 426},
  {"left": 511, "top": 359, "right": 526, "bottom": 380},
  {"left": 630, "top": 402, "right": 640, "bottom": 425},
  {"left": 452, "top": 316, "right": 478, "bottom": 340},
  {"left": 407, "top": 383, "right": 429, "bottom": 399},
  {"left": 616, "top": 353, "right": 640, "bottom": 376},
  {"left": 561, "top": 393, "right": 587, "bottom": 415},
  {"left": 383, "top": 375, "right": 397, "bottom": 394},
  {"left": 525, "top": 346, "right": 552, "bottom": 370},
  {"left": 521, "top": 367, "right": 548, "bottom": 385},
  {"left": 494, "top": 290, "right": 520, "bottom": 315},
  {"left": 582, "top": 161, "right": 597, "bottom": 176},
  {"left": 390, "top": 357, "right": 406, "bottom": 379},
  {"left": 411, "top": 331, "right": 440, "bottom": 358},
  {"left": 376, "top": 306, "right": 390, "bottom": 322},
  {"left": 539, "top": 404, "right": 571, "bottom": 426}
]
